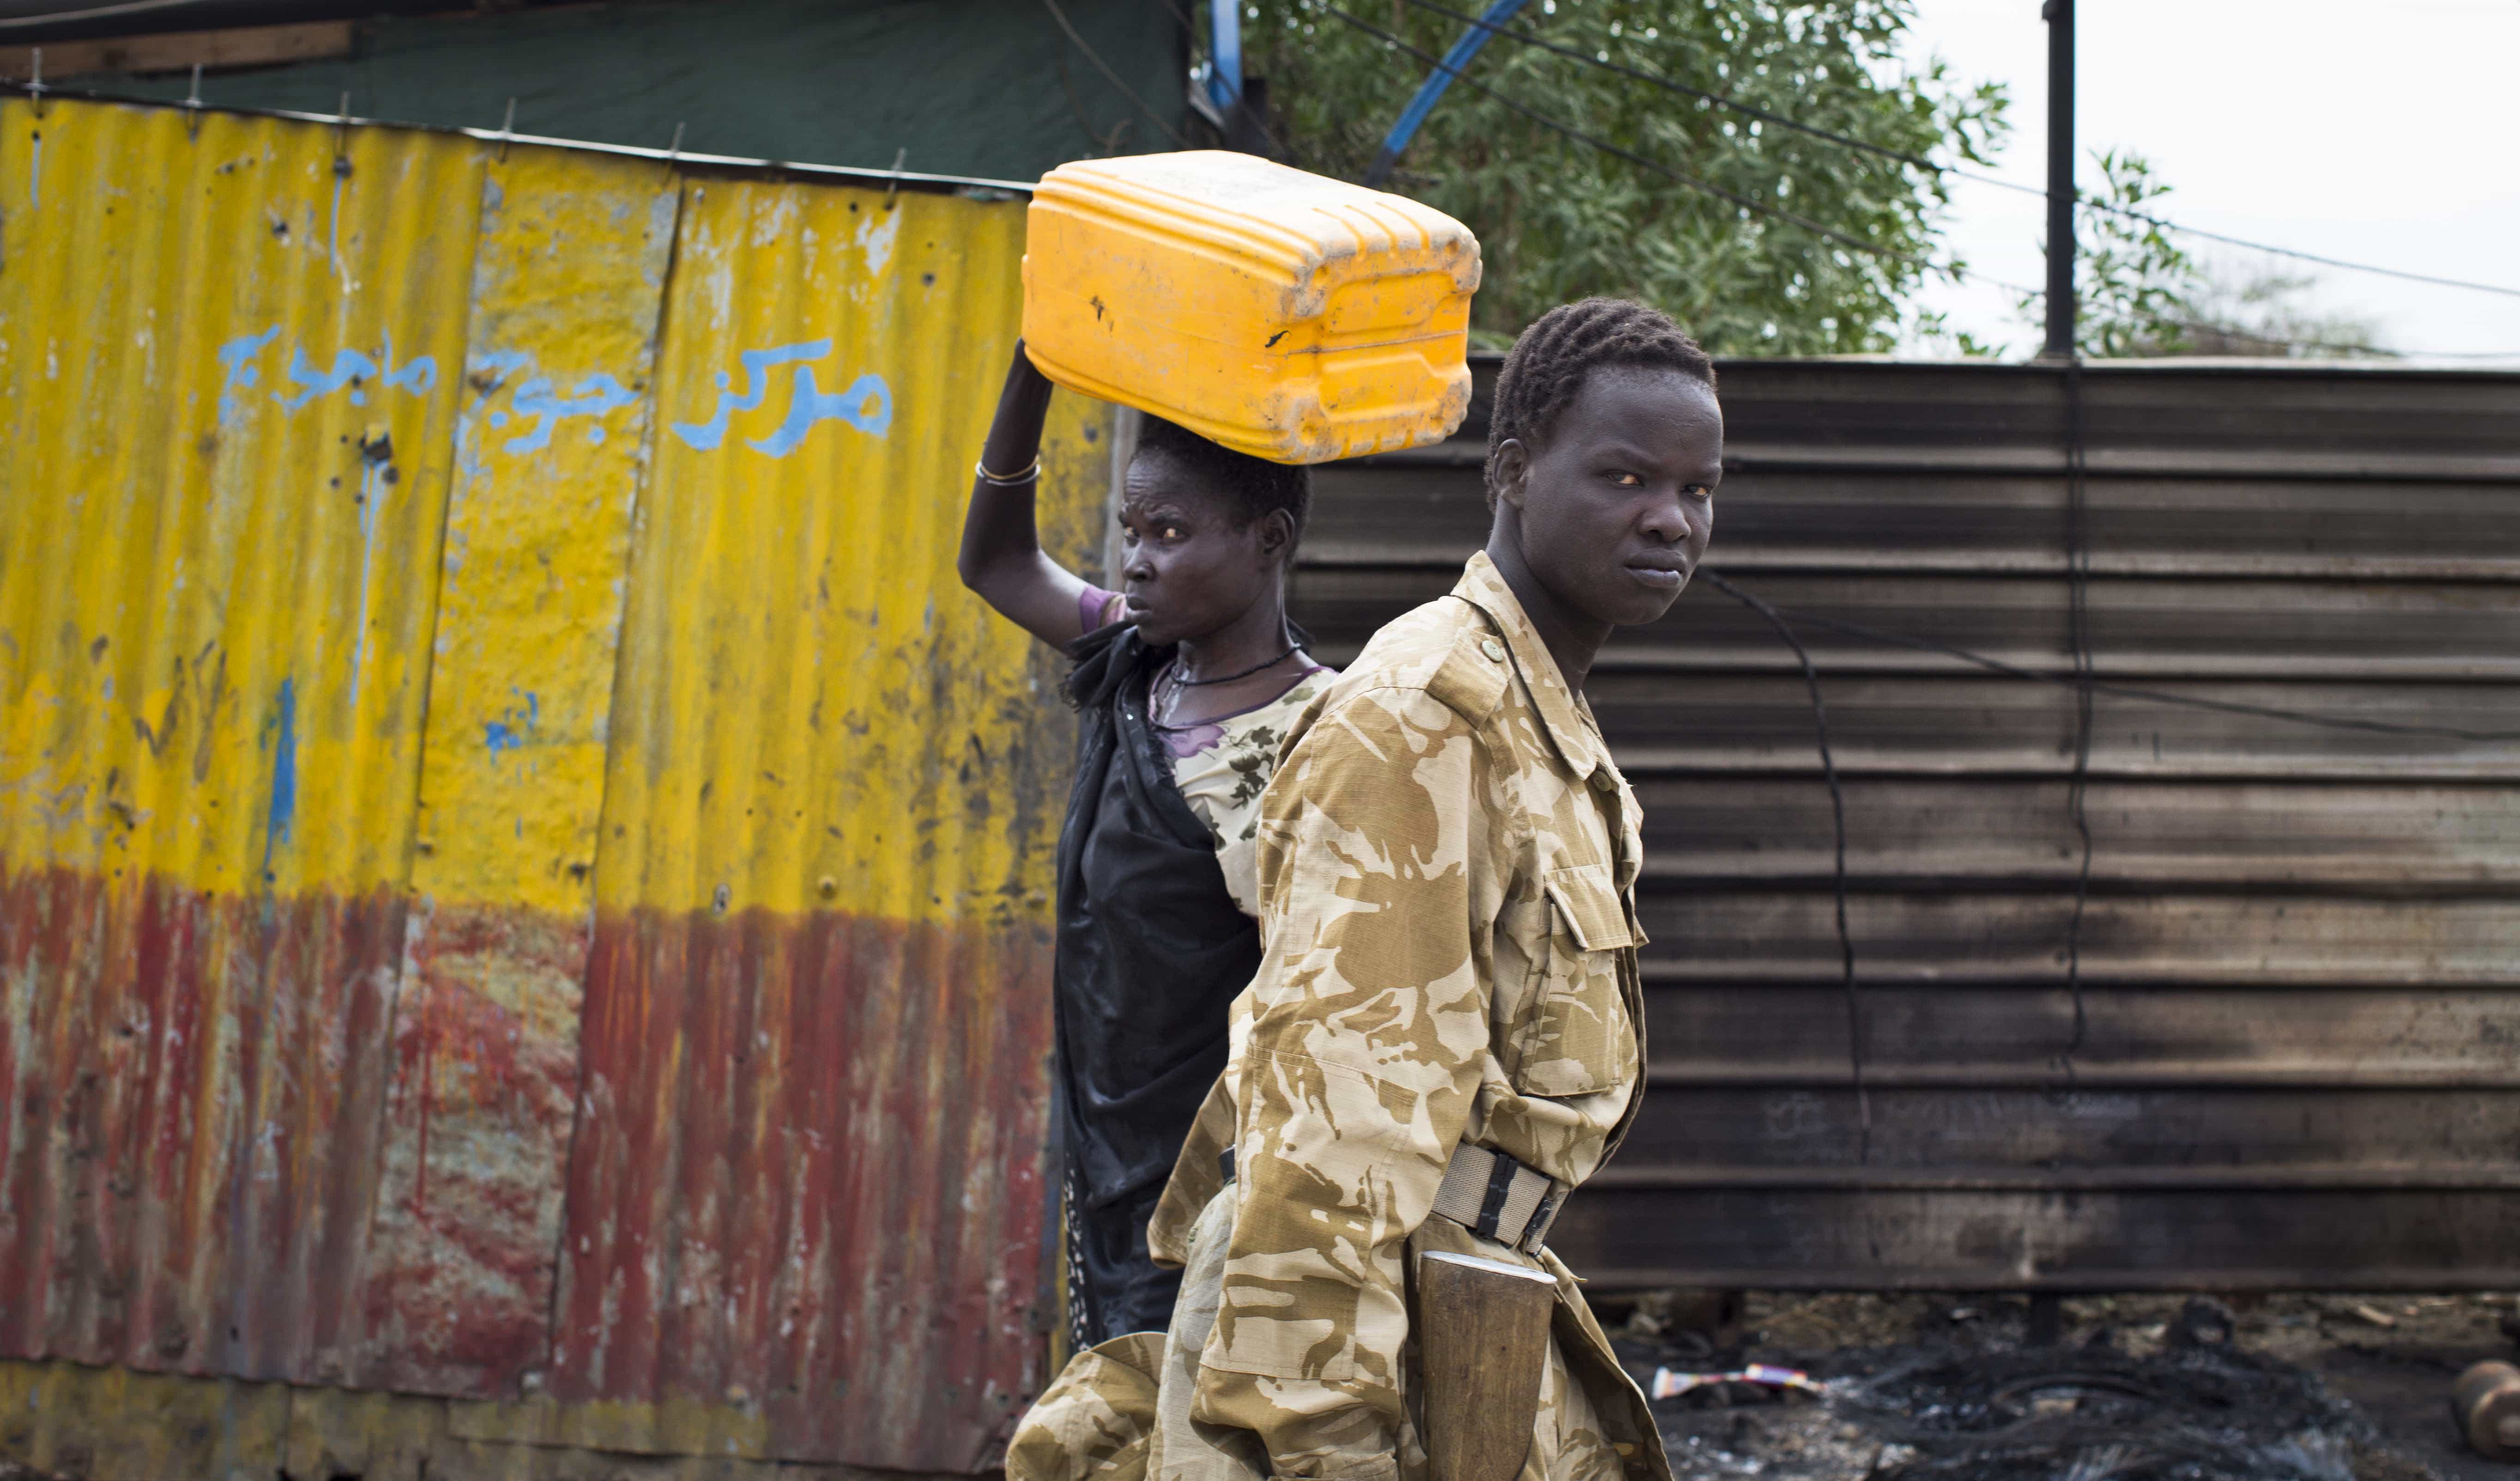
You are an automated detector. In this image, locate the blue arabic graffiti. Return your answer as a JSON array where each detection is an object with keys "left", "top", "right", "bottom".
[
  {"left": 274, "top": 337, "right": 438, "bottom": 410},
  {"left": 215, "top": 326, "right": 284, "bottom": 426},
  {"left": 214, "top": 328, "right": 436, "bottom": 421},
  {"left": 483, "top": 690, "right": 539, "bottom": 753},
  {"left": 671, "top": 340, "right": 831, "bottom": 451},
  {"left": 451, "top": 350, "right": 645, "bottom": 471},
  {"left": 507, "top": 374, "right": 641, "bottom": 452},
  {"left": 671, "top": 340, "right": 893, "bottom": 457},
  {"left": 748, "top": 367, "right": 894, "bottom": 455}
]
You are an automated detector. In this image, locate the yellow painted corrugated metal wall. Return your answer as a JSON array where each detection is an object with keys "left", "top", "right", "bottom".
[
  {"left": 0, "top": 97, "right": 486, "bottom": 1387},
  {"left": 369, "top": 143, "right": 679, "bottom": 1398},
  {"left": 544, "top": 172, "right": 1110, "bottom": 1469},
  {"left": 0, "top": 96, "right": 1104, "bottom": 1476}
]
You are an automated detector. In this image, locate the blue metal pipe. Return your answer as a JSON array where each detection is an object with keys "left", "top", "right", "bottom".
[
  {"left": 1210, "top": 0, "right": 1244, "bottom": 107},
  {"left": 1361, "top": 0, "right": 1530, "bottom": 187}
]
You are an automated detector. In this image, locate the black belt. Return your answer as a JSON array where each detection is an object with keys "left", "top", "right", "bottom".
[{"left": 1218, "top": 1143, "right": 1567, "bottom": 1253}]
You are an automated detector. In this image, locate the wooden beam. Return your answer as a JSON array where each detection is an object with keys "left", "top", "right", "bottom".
[{"left": 0, "top": 20, "right": 353, "bottom": 82}]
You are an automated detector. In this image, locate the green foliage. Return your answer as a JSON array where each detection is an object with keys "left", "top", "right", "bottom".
[
  {"left": 1245, "top": 0, "right": 2007, "bottom": 354},
  {"left": 1904, "top": 307, "right": 2007, "bottom": 360},
  {"left": 2017, "top": 148, "right": 2206, "bottom": 359},
  {"left": 2060, "top": 149, "right": 2196, "bottom": 358}
]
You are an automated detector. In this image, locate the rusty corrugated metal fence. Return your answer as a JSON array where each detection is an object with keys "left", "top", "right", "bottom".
[
  {"left": 11, "top": 83, "right": 2520, "bottom": 1481},
  {"left": 1297, "top": 358, "right": 2520, "bottom": 1293},
  {"left": 0, "top": 96, "right": 1110, "bottom": 1477}
]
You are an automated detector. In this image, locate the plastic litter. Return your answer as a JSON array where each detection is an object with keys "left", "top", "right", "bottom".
[{"left": 1650, "top": 1363, "right": 1827, "bottom": 1400}]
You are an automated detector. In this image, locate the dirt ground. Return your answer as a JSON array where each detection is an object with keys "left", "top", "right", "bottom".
[{"left": 1593, "top": 1290, "right": 2520, "bottom": 1481}]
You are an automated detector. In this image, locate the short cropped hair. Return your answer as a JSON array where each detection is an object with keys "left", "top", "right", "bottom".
[
  {"left": 1135, "top": 415, "right": 1312, "bottom": 552},
  {"left": 1484, "top": 298, "right": 1716, "bottom": 506}
]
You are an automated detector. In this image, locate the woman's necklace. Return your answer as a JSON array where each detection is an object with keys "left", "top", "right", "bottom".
[{"left": 1154, "top": 641, "right": 1300, "bottom": 724}]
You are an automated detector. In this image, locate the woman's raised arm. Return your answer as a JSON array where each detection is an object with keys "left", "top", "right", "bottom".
[{"left": 957, "top": 343, "right": 1102, "bottom": 648}]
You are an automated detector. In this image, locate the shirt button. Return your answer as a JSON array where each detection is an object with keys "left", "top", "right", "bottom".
[
  {"left": 1481, "top": 638, "right": 1506, "bottom": 662},
  {"left": 1589, "top": 771, "right": 1615, "bottom": 792}
]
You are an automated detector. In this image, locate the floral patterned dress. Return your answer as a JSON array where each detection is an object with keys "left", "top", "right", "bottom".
[
  {"left": 1081, "top": 583, "right": 1331, "bottom": 918},
  {"left": 1150, "top": 665, "right": 1333, "bottom": 917}
]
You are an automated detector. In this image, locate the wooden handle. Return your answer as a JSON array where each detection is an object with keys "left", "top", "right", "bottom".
[{"left": 1417, "top": 1251, "right": 1560, "bottom": 1481}]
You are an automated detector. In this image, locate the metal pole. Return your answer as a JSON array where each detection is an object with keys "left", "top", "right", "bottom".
[
  {"left": 1362, "top": 0, "right": 1533, "bottom": 188},
  {"left": 2042, "top": 0, "right": 2076, "bottom": 359},
  {"left": 1210, "top": 0, "right": 1243, "bottom": 108}
]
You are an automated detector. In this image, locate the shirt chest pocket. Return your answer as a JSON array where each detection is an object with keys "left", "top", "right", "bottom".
[{"left": 1504, "top": 863, "right": 1639, "bottom": 1098}]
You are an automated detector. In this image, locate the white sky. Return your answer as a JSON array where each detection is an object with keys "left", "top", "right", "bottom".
[{"left": 1891, "top": 0, "right": 2520, "bottom": 362}]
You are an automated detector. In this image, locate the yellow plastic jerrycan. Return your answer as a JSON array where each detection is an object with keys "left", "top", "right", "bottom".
[{"left": 1022, "top": 151, "right": 1481, "bottom": 465}]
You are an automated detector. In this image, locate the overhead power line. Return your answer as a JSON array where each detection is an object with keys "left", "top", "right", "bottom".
[
  {"left": 1396, "top": 0, "right": 1936, "bottom": 167},
  {"left": 1318, "top": 4, "right": 1952, "bottom": 277},
  {"left": 1338, "top": 4, "right": 2518, "bottom": 360},
  {"left": 1390, "top": 0, "right": 2520, "bottom": 303},
  {"left": 2065, "top": 205, "right": 2520, "bottom": 302},
  {"left": 1039, "top": 0, "right": 1191, "bottom": 148}
]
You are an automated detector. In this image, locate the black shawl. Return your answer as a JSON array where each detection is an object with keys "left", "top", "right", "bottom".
[{"left": 1052, "top": 623, "right": 1262, "bottom": 1208}]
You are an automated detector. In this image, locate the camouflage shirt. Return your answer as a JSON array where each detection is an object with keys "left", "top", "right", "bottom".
[{"left": 1147, "top": 550, "right": 1660, "bottom": 1481}]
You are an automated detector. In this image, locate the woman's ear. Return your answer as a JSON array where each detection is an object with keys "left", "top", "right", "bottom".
[
  {"left": 1255, "top": 508, "right": 1297, "bottom": 566},
  {"left": 1493, "top": 438, "right": 1533, "bottom": 511}
]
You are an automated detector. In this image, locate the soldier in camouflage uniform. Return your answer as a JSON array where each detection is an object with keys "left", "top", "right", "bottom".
[{"left": 1011, "top": 299, "right": 1723, "bottom": 1481}]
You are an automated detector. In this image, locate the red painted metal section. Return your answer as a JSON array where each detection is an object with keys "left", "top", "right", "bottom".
[
  {"left": 0, "top": 99, "right": 1086, "bottom": 1472},
  {"left": 551, "top": 907, "right": 1055, "bottom": 1470},
  {"left": 0, "top": 865, "right": 403, "bottom": 1384},
  {"left": 363, "top": 899, "right": 590, "bottom": 1396}
]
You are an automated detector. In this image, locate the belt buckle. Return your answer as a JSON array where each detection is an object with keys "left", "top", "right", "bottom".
[{"left": 1519, "top": 1184, "right": 1565, "bottom": 1254}]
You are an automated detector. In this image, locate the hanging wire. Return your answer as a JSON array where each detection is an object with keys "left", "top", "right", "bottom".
[
  {"left": 1386, "top": 0, "right": 2520, "bottom": 303},
  {"left": 1317, "top": 5, "right": 2520, "bottom": 361},
  {"left": 1704, "top": 450, "right": 2517, "bottom": 1123},
  {"left": 1149, "top": 0, "right": 1297, "bottom": 157},
  {"left": 1698, "top": 571, "right": 1870, "bottom": 1164},
  {"left": 2060, "top": 360, "right": 2094, "bottom": 1070},
  {"left": 0, "top": 0, "right": 209, "bottom": 27},
  {"left": 1699, "top": 583, "right": 2520, "bottom": 744},
  {"left": 1039, "top": 0, "right": 1192, "bottom": 147},
  {"left": 1316, "top": 3, "right": 1957, "bottom": 274}
]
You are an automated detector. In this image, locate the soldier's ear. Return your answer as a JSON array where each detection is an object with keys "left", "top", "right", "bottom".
[{"left": 1493, "top": 439, "right": 1533, "bottom": 512}]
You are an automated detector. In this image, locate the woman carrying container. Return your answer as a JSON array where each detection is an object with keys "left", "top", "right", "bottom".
[
  {"left": 1009, "top": 297, "right": 1719, "bottom": 1481},
  {"left": 958, "top": 343, "right": 1331, "bottom": 1354}
]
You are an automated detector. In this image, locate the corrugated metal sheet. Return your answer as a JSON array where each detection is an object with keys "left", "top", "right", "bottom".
[
  {"left": 0, "top": 1351, "right": 974, "bottom": 1481},
  {"left": 1, "top": 95, "right": 1108, "bottom": 1474},
  {"left": 26, "top": 78, "right": 2509, "bottom": 1476},
  {"left": 1293, "top": 356, "right": 2520, "bottom": 1292},
  {"left": 364, "top": 143, "right": 679, "bottom": 1398},
  {"left": 536, "top": 175, "right": 1105, "bottom": 1471},
  {"left": 0, "top": 97, "right": 484, "bottom": 1381}
]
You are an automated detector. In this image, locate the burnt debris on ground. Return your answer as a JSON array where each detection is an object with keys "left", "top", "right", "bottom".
[{"left": 1596, "top": 1291, "right": 2520, "bottom": 1481}]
